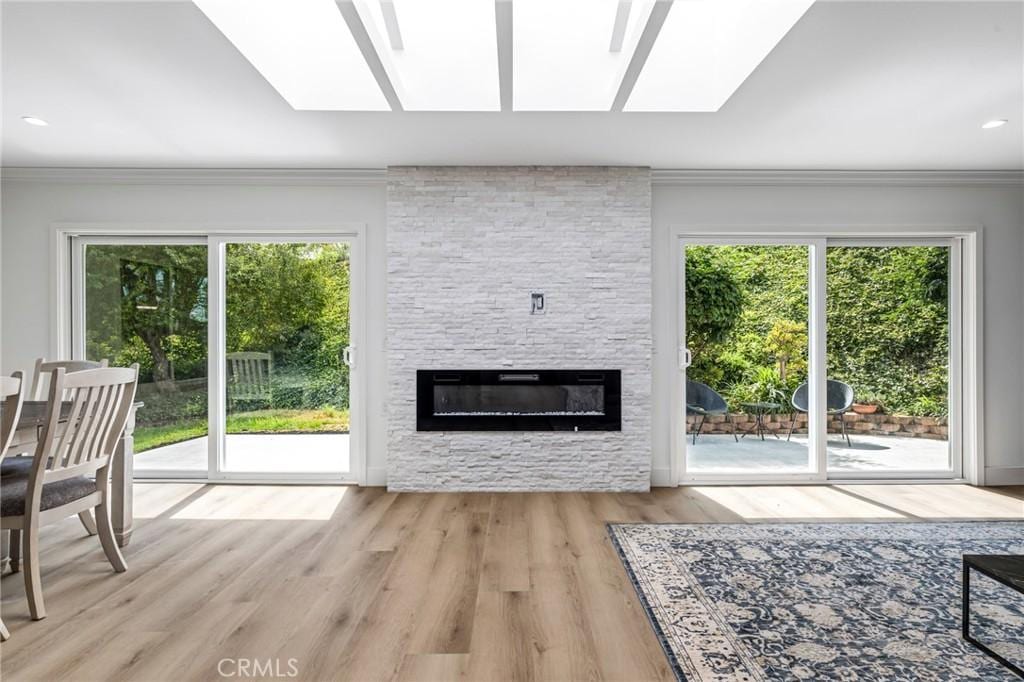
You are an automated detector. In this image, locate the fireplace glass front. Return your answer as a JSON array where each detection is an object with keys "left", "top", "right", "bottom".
[{"left": 417, "top": 370, "right": 621, "bottom": 431}]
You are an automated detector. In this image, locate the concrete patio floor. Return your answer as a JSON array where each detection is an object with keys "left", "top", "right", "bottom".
[
  {"left": 135, "top": 433, "right": 351, "bottom": 474},
  {"left": 687, "top": 433, "right": 951, "bottom": 473},
  {"left": 135, "top": 432, "right": 947, "bottom": 477}
]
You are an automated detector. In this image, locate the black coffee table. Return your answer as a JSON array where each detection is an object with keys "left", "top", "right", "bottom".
[
  {"left": 740, "top": 402, "right": 781, "bottom": 440},
  {"left": 963, "top": 554, "right": 1024, "bottom": 677}
]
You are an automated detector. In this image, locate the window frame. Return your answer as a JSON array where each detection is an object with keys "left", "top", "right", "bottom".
[{"left": 60, "top": 223, "right": 367, "bottom": 485}]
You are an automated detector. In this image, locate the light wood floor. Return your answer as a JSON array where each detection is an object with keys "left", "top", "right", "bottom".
[{"left": 1, "top": 484, "right": 1022, "bottom": 681}]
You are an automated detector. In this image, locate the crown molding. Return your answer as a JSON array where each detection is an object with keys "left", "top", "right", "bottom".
[
  {"left": 651, "top": 169, "right": 1024, "bottom": 187},
  {"left": 0, "top": 167, "right": 387, "bottom": 186},
  {"left": 3, "top": 167, "right": 1021, "bottom": 188}
]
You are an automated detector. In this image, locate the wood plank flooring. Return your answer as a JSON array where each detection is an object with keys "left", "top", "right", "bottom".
[{"left": 1, "top": 484, "right": 1022, "bottom": 681}]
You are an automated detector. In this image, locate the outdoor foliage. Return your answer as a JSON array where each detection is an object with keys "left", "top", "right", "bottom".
[
  {"left": 685, "top": 245, "right": 948, "bottom": 416},
  {"left": 84, "top": 243, "right": 351, "bottom": 446},
  {"left": 225, "top": 243, "right": 351, "bottom": 411},
  {"left": 825, "top": 246, "right": 948, "bottom": 416},
  {"left": 684, "top": 248, "right": 744, "bottom": 359}
]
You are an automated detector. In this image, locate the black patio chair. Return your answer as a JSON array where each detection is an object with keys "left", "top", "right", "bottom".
[
  {"left": 686, "top": 380, "right": 738, "bottom": 444},
  {"left": 787, "top": 379, "right": 855, "bottom": 446}
]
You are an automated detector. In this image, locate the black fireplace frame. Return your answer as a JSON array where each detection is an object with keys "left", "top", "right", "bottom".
[{"left": 417, "top": 369, "right": 621, "bottom": 432}]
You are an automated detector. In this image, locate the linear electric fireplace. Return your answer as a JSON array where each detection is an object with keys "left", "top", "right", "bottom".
[{"left": 417, "top": 370, "right": 621, "bottom": 431}]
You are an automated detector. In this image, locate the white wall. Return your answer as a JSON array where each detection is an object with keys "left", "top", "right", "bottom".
[
  {"left": 2, "top": 170, "right": 1022, "bottom": 486},
  {"left": 386, "top": 167, "right": 652, "bottom": 492},
  {"left": 0, "top": 175, "right": 390, "bottom": 482},
  {"left": 651, "top": 177, "right": 1024, "bottom": 485}
]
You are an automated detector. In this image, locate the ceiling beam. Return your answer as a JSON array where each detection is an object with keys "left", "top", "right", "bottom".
[
  {"left": 495, "top": 0, "right": 513, "bottom": 112},
  {"left": 610, "top": 0, "right": 672, "bottom": 112},
  {"left": 337, "top": 0, "right": 404, "bottom": 111},
  {"left": 379, "top": 0, "right": 404, "bottom": 50},
  {"left": 609, "top": 0, "right": 632, "bottom": 52}
]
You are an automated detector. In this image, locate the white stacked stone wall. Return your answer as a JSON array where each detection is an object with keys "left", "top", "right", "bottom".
[{"left": 386, "top": 167, "right": 652, "bottom": 491}]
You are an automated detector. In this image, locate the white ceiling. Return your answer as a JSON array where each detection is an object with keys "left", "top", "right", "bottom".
[{"left": 2, "top": 0, "right": 1022, "bottom": 169}]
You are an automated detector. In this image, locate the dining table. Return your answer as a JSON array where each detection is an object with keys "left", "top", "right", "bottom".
[{"left": 1, "top": 399, "right": 142, "bottom": 571}]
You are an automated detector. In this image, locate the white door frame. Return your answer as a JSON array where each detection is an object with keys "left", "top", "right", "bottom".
[
  {"left": 57, "top": 222, "right": 367, "bottom": 485},
  {"left": 69, "top": 234, "right": 209, "bottom": 480},
  {"left": 671, "top": 226, "right": 981, "bottom": 486},
  {"left": 823, "top": 237, "right": 964, "bottom": 482},
  {"left": 207, "top": 233, "right": 364, "bottom": 484},
  {"left": 677, "top": 237, "right": 828, "bottom": 484}
]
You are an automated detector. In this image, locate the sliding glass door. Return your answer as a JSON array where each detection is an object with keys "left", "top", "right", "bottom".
[
  {"left": 77, "top": 239, "right": 210, "bottom": 478},
  {"left": 682, "top": 242, "right": 818, "bottom": 476},
  {"left": 684, "top": 242, "right": 819, "bottom": 473},
  {"left": 825, "top": 242, "right": 959, "bottom": 477},
  {"left": 215, "top": 239, "right": 352, "bottom": 476},
  {"left": 679, "top": 236, "right": 961, "bottom": 482},
  {"left": 73, "top": 232, "right": 360, "bottom": 482}
]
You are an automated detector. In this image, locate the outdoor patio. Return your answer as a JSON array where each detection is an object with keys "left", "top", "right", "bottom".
[
  {"left": 687, "top": 433, "right": 950, "bottom": 473},
  {"left": 134, "top": 433, "right": 351, "bottom": 474}
]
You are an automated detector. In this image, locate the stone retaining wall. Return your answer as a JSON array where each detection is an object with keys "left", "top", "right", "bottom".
[{"left": 687, "top": 411, "right": 948, "bottom": 440}]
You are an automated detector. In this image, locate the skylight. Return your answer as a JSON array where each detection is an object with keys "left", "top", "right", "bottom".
[
  {"left": 513, "top": 0, "right": 656, "bottom": 111},
  {"left": 192, "top": 0, "right": 389, "bottom": 110},
  {"left": 353, "top": 0, "right": 500, "bottom": 111},
  {"left": 192, "top": 0, "right": 816, "bottom": 113},
  {"left": 625, "top": 0, "right": 816, "bottom": 112}
]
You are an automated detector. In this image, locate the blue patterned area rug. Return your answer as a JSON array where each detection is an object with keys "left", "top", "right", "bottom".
[{"left": 609, "top": 522, "right": 1024, "bottom": 681}]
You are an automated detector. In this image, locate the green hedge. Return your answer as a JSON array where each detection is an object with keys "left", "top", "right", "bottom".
[{"left": 686, "top": 245, "right": 949, "bottom": 416}]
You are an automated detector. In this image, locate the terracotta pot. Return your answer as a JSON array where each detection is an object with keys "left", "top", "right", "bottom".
[{"left": 852, "top": 403, "right": 879, "bottom": 415}]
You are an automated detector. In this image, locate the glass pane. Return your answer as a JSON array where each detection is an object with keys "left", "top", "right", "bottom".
[
  {"left": 223, "top": 242, "right": 350, "bottom": 474},
  {"left": 433, "top": 384, "right": 605, "bottom": 416},
  {"left": 825, "top": 245, "right": 951, "bottom": 473},
  {"left": 684, "top": 244, "right": 812, "bottom": 474},
  {"left": 84, "top": 243, "right": 209, "bottom": 475}
]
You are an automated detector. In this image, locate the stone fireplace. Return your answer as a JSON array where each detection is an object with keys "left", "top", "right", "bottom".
[{"left": 386, "top": 167, "right": 652, "bottom": 491}]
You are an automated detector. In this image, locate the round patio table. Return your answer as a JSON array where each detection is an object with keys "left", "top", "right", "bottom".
[{"left": 740, "top": 401, "right": 781, "bottom": 440}]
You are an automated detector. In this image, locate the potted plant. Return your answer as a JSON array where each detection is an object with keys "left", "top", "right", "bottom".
[{"left": 853, "top": 392, "right": 884, "bottom": 415}]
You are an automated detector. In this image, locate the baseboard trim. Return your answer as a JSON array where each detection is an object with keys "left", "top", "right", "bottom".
[
  {"left": 983, "top": 466, "right": 1024, "bottom": 486},
  {"left": 651, "top": 467, "right": 674, "bottom": 487},
  {"left": 365, "top": 467, "right": 388, "bottom": 487}
]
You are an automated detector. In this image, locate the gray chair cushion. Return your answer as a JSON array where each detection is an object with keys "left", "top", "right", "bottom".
[
  {"left": 1, "top": 456, "right": 33, "bottom": 477},
  {"left": 1, "top": 456, "right": 59, "bottom": 478},
  {"left": 0, "top": 473, "right": 96, "bottom": 517}
]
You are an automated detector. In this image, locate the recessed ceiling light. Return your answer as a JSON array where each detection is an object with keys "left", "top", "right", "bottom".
[
  {"left": 21, "top": 116, "right": 49, "bottom": 127},
  {"left": 982, "top": 119, "right": 1007, "bottom": 130}
]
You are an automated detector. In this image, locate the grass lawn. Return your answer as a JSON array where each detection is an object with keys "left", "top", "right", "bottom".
[{"left": 134, "top": 408, "right": 350, "bottom": 453}]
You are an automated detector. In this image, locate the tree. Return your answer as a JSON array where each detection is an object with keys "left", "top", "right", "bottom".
[
  {"left": 685, "top": 248, "right": 744, "bottom": 360},
  {"left": 84, "top": 242, "right": 352, "bottom": 423},
  {"left": 85, "top": 245, "right": 208, "bottom": 388},
  {"left": 223, "top": 243, "right": 351, "bottom": 409},
  {"left": 683, "top": 244, "right": 949, "bottom": 416},
  {"left": 765, "top": 320, "right": 807, "bottom": 383}
]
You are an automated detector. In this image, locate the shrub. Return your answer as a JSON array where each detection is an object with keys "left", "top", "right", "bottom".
[{"left": 686, "top": 245, "right": 948, "bottom": 418}]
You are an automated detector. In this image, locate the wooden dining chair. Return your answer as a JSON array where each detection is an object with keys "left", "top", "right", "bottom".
[
  {"left": 24, "top": 357, "right": 110, "bottom": 538},
  {"left": 1, "top": 365, "right": 139, "bottom": 621},
  {"left": 30, "top": 357, "right": 109, "bottom": 401},
  {"left": 0, "top": 371, "right": 26, "bottom": 640}
]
